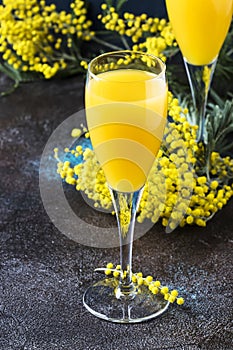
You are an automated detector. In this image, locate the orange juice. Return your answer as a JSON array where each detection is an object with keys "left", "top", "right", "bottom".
[
  {"left": 85, "top": 69, "right": 167, "bottom": 192},
  {"left": 166, "top": 0, "right": 233, "bottom": 65}
]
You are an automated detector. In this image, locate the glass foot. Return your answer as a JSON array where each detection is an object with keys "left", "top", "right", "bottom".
[{"left": 83, "top": 277, "right": 170, "bottom": 323}]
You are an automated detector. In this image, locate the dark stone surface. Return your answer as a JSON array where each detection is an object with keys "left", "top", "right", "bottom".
[{"left": 0, "top": 74, "right": 233, "bottom": 350}]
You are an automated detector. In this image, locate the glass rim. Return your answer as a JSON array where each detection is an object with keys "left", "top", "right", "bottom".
[{"left": 87, "top": 50, "right": 166, "bottom": 82}]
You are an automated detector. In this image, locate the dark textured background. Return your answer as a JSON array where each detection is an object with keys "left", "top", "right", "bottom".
[{"left": 0, "top": 73, "right": 233, "bottom": 350}]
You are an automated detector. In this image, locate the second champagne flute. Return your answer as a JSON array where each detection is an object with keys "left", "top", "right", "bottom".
[{"left": 165, "top": 0, "right": 232, "bottom": 143}]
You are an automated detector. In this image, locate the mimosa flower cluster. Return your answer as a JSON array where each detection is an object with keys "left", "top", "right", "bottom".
[
  {"left": 0, "top": 0, "right": 93, "bottom": 80},
  {"left": 95, "top": 262, "right": 184, "bottom": 305},
  {"left": 0, "top": 0, "right": 178, "bottom": 85},
  {"left": 54, "top": 93, "right": 233, "bottom": 231},
  {"left": 97, "top": 3, "right": 176, "bottom": 62}
]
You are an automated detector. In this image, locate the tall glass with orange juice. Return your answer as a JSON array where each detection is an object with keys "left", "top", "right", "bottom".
[
  {"left": 165, "top": 0, "right": 233, "bottom": 141},
  {"left": 83, "top": 51, "right": 169, "bottom": 323}
]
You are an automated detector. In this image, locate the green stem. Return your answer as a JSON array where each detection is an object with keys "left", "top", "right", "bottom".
[
  {"left": 58, "top": 52, "right": 78, "bottom": 62},
  {"left": 91, "top": 36, "right": 123, "bottom": 51},
  {"left": 94, "top": 30, "right": 114, "bottom": 36},
  {"left": 0, "top": 79, "right": 19, "bottom": 97},
  {"left": 120, "top": 35, "right": 130, "bottom": 50}
]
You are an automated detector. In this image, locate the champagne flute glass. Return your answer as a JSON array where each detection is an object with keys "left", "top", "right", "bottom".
[
  {"left": 165, "top": 0, "right": 233, "bottom": 143},
  {"left": 83, "top": 51, "right": 168, "bottom": 323}
]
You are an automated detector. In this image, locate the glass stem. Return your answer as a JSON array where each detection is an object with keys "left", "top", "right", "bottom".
[
  {"left": 110, "top": 187, "right": 144, "bottom": 299},
  {"left": 183, "top": 58, "right": 217, "bottom": 143}
]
